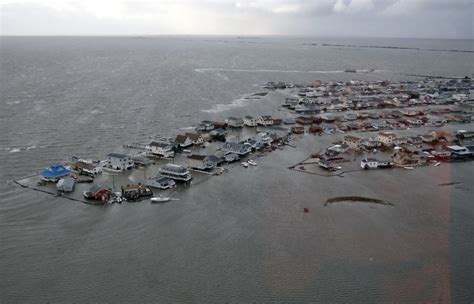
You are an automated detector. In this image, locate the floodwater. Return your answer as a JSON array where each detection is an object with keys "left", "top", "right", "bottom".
[{"left": 1, "top": 36, "right": 473, "bottom": 302}]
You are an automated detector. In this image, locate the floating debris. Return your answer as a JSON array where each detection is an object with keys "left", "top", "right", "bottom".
[
  {"left": 325, "top": 196, "right": 393, "bottom": 207},
  {"left": 438, "top": 182, "right": 462, "bottom": 187}
]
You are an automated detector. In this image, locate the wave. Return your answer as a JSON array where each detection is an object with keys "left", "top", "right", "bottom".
[
  {"left": 305, "top": 43, "right": 474, "bottom": 54},
  {"left": 202, "top": 98, "right": 249, "bottom": 114},
  {"left": 196, "top": 68, "right": 387, "bottom": 74},
  {"left": 7, "top": 145, "right": 38, "bottom": 153},
  {"left": 179, "top": 126, "right": 196, "bottom": 131}
]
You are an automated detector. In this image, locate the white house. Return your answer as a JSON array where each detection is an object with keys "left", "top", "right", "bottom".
[
  {"left": 243, "top": 116, "right": 258, "bottom": 127},
  {"left": 222, "top": 142, "right": 252, "bottom": 156},
  {"left": 361, "top": 158, "right": 379, "bottom": 169},
  {"left": 146, "top": 141, "right": 175, "bottom": 158},
  {"left": 187, "top": 154, "right": 215, "bottom": 170},
  {"left": 73, "top": 161, "right": 102, "bottom": 175},
  {"left": 175, "top": 135, "right": 193, "bottom": 148},
  {"left": 256, "top": 132, "right": 272, "bottom": 146},
  {"left": 185, "top": 132, "right": 204, "bottom": 145},
  {"left": 226, "top": 117, "right": 244, "bottom": 128},
  {"left": 257, "top": 116, "right": 274, "bottom": 126},
  {"left": 360, "top": 158, "right": 392, "bottom": 169},
  {"left": 107, "top": 153, "right": 134, "bottom": 171}
]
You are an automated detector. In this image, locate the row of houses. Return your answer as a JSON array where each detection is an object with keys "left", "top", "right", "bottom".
[
  {"left": 226, "top": 116, "right": 283, "bottom": 128},
  {"left": 281, "top": 78, "right": 472, "bottom": 115}
]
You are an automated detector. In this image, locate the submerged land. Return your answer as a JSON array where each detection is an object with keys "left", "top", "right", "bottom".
[{"left": 10, "top": 77, "right": 474, "bottom": 205}]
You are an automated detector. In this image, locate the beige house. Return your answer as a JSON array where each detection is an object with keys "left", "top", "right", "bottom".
[{"left": 377, "top": 131, "right": 397, "bottom": 146}]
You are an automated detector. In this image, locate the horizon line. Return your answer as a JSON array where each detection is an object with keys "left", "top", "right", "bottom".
[{"left": 1, "top": 34, "right": 473, "bottom": 40}]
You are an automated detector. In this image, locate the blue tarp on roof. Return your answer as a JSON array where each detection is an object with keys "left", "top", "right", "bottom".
[{"left": 41, "top": 164, "right": 71, "bottom": 178}]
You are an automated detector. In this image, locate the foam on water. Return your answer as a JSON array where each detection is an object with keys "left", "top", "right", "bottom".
[
  {"left": 195, "top": 68, "right": 388, "bottom": 74},
  {"left": 202, "top": 97, "right": 249, "bottom": 114}
]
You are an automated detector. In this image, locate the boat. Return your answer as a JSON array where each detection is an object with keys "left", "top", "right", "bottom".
[
  {"left": 434, "top": 162, "right": 441, "bottom": 167},
  {"left": 247, "top": 160, "right": 257, "bottom": 166},
  {"left": 403, "top": 166, "right": 415, "bottom": 170},
  {"left": 241, "top": 162, "right": 249, "bottom": 168},
  {"left": 151, "top": 196, "right": 171, "bottom": 203},
  {"left": 151, "top": 196, "right": 179, "bottom": 203}
]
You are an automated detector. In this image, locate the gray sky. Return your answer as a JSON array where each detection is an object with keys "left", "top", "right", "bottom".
[{"left": 1, "top": 0, "right": 473, "bottom": 38}]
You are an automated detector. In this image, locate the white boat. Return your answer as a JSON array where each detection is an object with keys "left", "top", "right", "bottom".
[
  {"left": 151, "top": 196, "right": 171, "bottom": 203},
  {"left": 403, "top": 166, "right": 415, "bottom": 170},
  {"left": 247, "top": 160, "right": 257, "bottom": 166},
  {"left": 151, "top": 196, "right": 179, "bottom": 203},
  {"left": 241, "top": 162, "right": 249, "bottom": 168},
  {"left": 434, "top": 162, "right": 441, "bottom": 167}
]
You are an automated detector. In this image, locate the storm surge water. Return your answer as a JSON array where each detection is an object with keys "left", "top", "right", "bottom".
[{"left": 1, "top": 36, "right": 473, "bottom": 303}]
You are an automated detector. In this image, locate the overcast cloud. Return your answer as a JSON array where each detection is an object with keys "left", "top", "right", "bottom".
[{"left": 0, "top": 0, "right": 472, "bottom": 38}]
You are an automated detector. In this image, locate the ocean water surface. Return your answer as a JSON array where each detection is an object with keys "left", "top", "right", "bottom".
[{"left": 1, "top": 36, "right": 473, "bottom": 302}]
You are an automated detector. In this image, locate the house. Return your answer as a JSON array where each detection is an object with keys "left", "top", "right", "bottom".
[
  {"left": 360, "top": 139, "right": 381, "bottom": 150},
  {"left": 430, "top": 149, "right": 452, "bottom": 160},
  {"left": 211, "top": 121, "right": 227, "bottom": 129},
  {"left": 346, "top": 122, "right": 361, "bottom": 131},
  {"left": 257, "top": 116, "right": 274, "bottom": 126},
  {"left": 344, "top": 112, "right": 358, "bottom": 121},
  {"left": 73, "top": 161, "right": 102, "bottom": 176},
  {"left": 175, "top": 134, "right": 193, "bottom": 148},
  {"left": 283, "top": 116, "right": 296, "bottom": 124},
  {"left": 159, "top": 164, "right": 193, "bottom": 182},
  {"left": 196, "top": 120, "right": 215, "bottom": 132},
  {"left": 256, "top": 132, "right": 272, "bottom": 146},
  {"left": 421, "top": 132, "right": 438, "bottom": 143},
  {"left": 207, "top": 155, "right": 225, "bottom": 167},
  {"left": 407, "top": 136, "right": 423, "bottom": 145},
  {"left": 273, "top": 118, "right": 283, "bottom": 125},
  {"left": 291, "top": 126, "right": 305, "bottom": 134},
  {"left": 121, "top": 184, "right": 153, "bottom": 201},
  {"left": 327, "top": 144, "right": 349, "bottom": 154},
  {"left": 56, "top": 177, "right": 75, "bottom": 193},
  {"left": 226, "top": 117, "right": 244, "bottom": 128},
  {"left": 309, "top": 125, "right": 323, "bottom": 134},
  {"left": 83, "top": 185, "right": 112, "bottom": 202},
  {"left": 322, "top": 124, "right": 336, "bottom": 134},
  {"left": 320, "top": 114, "right": 336, "bottom": 123},
  {"left": 368, "top": 112, "right": 380, "bottom": 119},
  {"left": 222, "top": 142, "right": 252, "bottom": 155},
  {"left": 187, "top": 154, "right": 215, "bottom": 170},
  {"left": 294, "top": 104, "right": 319, "bottom": 113},
  {"left": 393, "top": 137, "right": 408, "bottom": 146},
  {"left": 360, "top": 158, "right": 379, "bottom": 169},
  {"left": 456, "top": 130, "right": 474, "bottom": 140},
  {"left": 447, "top": 145, "right": 473, "bottom": 158},
  {"left": 146, "top": 176, "right": 176, "bottom": 190},
  {"left": 40, "top": 164, "right": 71, "bottom": 182},
  {"left": 107, "top": 153, "right": 134, "bottom": 171},
  {"left": 146, "top": 141, "right": 175, "bottom": 158},
  {"left": 185, "top": 133, "right": 204, "bottom": 145},
  {"left": 377, "top": 131, "right": 397, "bottom": 146},
  {"left": 243, "top": 116, "right": 258, "bottom": 127},
  {"left": 343, "top": 135, "right": 363, "bottom": 150},
  {"left": 209, "top": 128, "right": 226, "bottom": 142},
  {"left": 391, "top": 148, "right": 427, "bottom": 166},
  {"left": 224, "top": 153, "right": 240, "bottom": 163},
  {"left": 358, "top": 112, "right": 369, "bottom": 120},
  {"left": 296, "top": 116, "right": 314, "bottom": 125}
]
